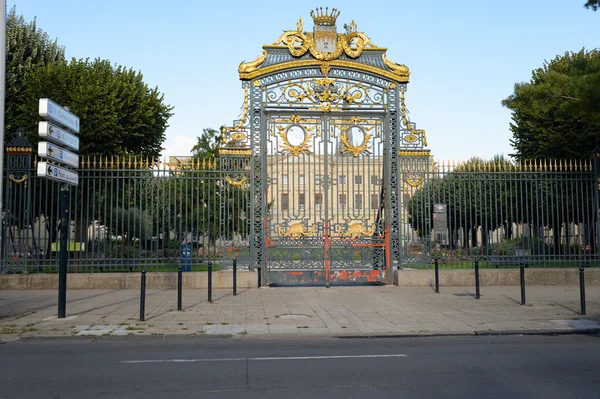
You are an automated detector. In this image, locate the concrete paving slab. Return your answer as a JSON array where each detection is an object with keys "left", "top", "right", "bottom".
[{"left": 1, "top": 286, "right": 599, "bottom": 340}]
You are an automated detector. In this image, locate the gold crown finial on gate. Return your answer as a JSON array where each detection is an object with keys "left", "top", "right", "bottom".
[{"left": 310, "top": 7, "right": 340, "bottom": 26}]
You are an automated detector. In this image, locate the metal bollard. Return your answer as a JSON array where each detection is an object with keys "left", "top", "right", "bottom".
[
  {"left": 177, "top": 265, "right": 182, "bottom": 311},
  {"left": 233, "top": 259, "right": 237, "bottom": 296},
  {"left": 580, "top": 267, "right": 586, "bottom": 315},
  {"left": 474, "top": 260, "right": 480, "bottom": 299},
  {"left": 140, "top": 270, "right": 146, "bottom": 321},
  {"left": 520, "top": 262, "right": 526, "bottom": 306},
  {"left": 257, "top": 267, "right": 262, "bottom": 288},
  {"left": 208, "top": 262, "right": 213, "bottom": 303},
  {"left": 434, "top": 258, "right": 440, "bottom": 293}
]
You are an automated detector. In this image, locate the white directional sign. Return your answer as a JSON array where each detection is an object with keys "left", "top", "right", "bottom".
[
  {"left": 37, "top": 162, "right": 79, "bottom": 186},
  {"left": 38, "top": 99, "right": 80, "bottom": 187},
  {"left": 39, "top": 98, "right": 80, "bottom": 133},
  {"left": 38, "top": 142, "right": 79, "bottom": 168},
  {"left": 38, "top": 121, "right": 79, "bottom": 151}
]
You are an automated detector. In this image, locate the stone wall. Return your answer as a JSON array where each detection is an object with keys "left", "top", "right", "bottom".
[
  {"left": 394, "top": 268, "right": 600, "bottom": 286},
  {"left": 0, "top": 271, "right": 257, "bottom": 290}
]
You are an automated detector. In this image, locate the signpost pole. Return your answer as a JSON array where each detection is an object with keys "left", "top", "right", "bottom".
[
  {"left": 57, "top": 186, "right": 69, "bottom": 318},
  {"left": 38, "top": 100, "right": 79, "bottom": 318}
]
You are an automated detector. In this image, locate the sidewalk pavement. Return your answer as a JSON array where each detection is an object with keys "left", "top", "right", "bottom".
[{"left": 1, "top": 285, "right": 599, "bottom": 341}]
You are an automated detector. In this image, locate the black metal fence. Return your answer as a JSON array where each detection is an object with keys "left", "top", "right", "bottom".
[
  {"left": 2, "top": 155, "right": 599, "bottom": 273},
  {"left": 2, "top": 156, "right": 251, "bottom": 273},
  {"left": 401, "top": 159, "right": 599, "bottom": 269}
]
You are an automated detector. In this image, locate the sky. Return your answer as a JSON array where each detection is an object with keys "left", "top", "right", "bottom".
[{"left": 8, "top": 0, "right": 600, "bottom": 161}]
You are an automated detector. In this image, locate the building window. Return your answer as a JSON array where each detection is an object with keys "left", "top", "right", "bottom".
[
  {"left": 281, "top": 193, "right": 289, "bottom": 210},
  {"left": 355, "top": 175, "right": 362, "bottom": 185},
  {"left": 355, "top": 194, "right": 363, "bottom": 210},
  {"left": 299, "top": 175, "right": 305, "bottom": 185},
  {"left": 315, "top": 193, "right": 323, "bottom": 210},
  {"left": 299, "top": 193, "right": 305, "bottom": 210},
  {"left": 339, "top": 194, "right": 347, "bottom": 210},
  {"left": 282, "top": 174, "right": 288, "bottom": 185},
  {"left": 371, "top": 193, "right": 379, "bottom": 210},
  {"left": 339, "top": 175, "right": 347, "bottom": 185}
]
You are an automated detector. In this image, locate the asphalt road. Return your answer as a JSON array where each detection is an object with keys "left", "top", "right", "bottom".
[{"left": 1, "top": 334, "right": 599, "bottom": 398}]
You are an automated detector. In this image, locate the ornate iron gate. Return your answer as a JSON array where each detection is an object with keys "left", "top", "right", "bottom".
[
  {"left": 220, "top": 7, "right": 429, "bottom": 285},
  {"left": 263, "top": 113, "right": 388, "bottom": 285}
]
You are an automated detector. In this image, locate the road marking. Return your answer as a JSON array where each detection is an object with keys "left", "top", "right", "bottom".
[
  {"left": 121, "top": 354, "right": 408, "bottom": 364},
  {"left": 121, "top": 358, "right": 246, "bottom": 364},
  {"left": 251, "top": 354, "right": 408, "bottom": 361}
]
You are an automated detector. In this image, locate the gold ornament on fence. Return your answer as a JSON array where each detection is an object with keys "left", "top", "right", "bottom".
[
  {"left": 277, "top": 116, "right": 313, "bottom": 156},
  {"left": 277, "top": 223, "right": 317, "bottom": 239},
  {"left": 225, "top": 176, "right": 247, "bottom": 187},
  {"left": 9, "top": 174, "right": 28, "bottom": 185},
  {"left": 336, "top": 221, "right": 375, "bottom": 239}
]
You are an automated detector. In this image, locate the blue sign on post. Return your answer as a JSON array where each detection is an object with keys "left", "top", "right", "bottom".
[{"left": 181, "top": 244, "right": 192, "bottom": 272}]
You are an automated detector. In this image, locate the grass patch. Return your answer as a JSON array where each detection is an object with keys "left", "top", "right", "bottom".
[
  {"left": 240, "top": 330, "right": 248, "bottom": 335},
  {"left": 220, "top": 322, "right": 229, "bottom": 325}
]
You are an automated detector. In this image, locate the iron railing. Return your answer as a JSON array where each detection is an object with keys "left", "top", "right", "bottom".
[
  {"left": 2, "top": 157, "right": 251, "bottom": 273},
  {"left": 3, "top": 156, "right": 599, "bottom": 273},
  {"left": 401, "top": 159, "right": 599, "bottom": 269}
]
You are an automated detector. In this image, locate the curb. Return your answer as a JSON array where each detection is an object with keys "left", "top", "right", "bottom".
[
  {"left": 335, "top": 329, "right": 600, "bottom": 339},
  {"left": 4, "top": 328, "right": 599, "bottom": 343}
]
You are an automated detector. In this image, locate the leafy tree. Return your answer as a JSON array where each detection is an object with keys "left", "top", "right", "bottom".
[
  {"left": 408, "top": 156, "right": 596, "bottom": 256},
  {"left": 191, "top": 128, "right": 224, "bottom": 159},
  {"left": 18, "top": 58, "right": 173, "bottom": 158},
  {"left": 502, "top": 50, "right": 599, "bottom": 254},
  {"left": 5, "top": 6, "right": 65, "bottom": 140},
  {"left": 585, "top": 1, "right": 600, "bottom": 11},
  {"left": 20, "top": 56, "right": 173, "bottom": 256},
  {"left": 189, "top": 129, "right": 250, "bottom": 248},
  {"left": 502, "top": 49, "right": 600, "bottom": 160},
  {"left": 407, "top": 156, "right": 538, "bottom": 251}
]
